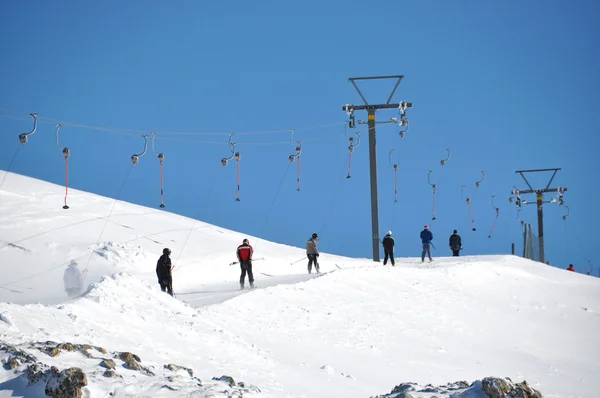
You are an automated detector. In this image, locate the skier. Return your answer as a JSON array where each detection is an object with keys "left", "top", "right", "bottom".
[
  {"left": 63, "top": 260, "right": 83, "bottom": 297},
  {"left": 306, "top": 233, "right": 320, "bottom": 274},
  {"left": 382, "top": 230, "right": 395, "bottom": 266},
  {"left": 236, "top": 238, "right": 254, "bottom": 289},
  {"left": 420, "top": 225, "right": 433, "bottom": 263},
  {"left": 449, "top": 229, "right": 462, "bottom": 257},
  {"left": 156, "top": 248, "right": 174, "bottom": 296},
  {"left": 567, "top": 264, "right": 575, "bottom": 272}
]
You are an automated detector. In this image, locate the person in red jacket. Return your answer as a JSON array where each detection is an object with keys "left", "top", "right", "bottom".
[
  {"left": 567, "top": 264, "right": 575, "bottom": 272},
  {"left": 236, "top": 239, "right": 254, "bottom": 289}
]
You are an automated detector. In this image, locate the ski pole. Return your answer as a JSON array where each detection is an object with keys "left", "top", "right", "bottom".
[
  {"left": 230, "top": 257, "right": 265, "bottom": 266},
  {"left": 290, "top": 256, "right": 306, "bottom": 265}
]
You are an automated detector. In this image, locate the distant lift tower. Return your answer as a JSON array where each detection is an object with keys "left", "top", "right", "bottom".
[
  {"left": 342, "top": 75, "right": 413, "bottom": 262},
  {"left": 509, "top": 168, "right": 567, "bottom": 264}
]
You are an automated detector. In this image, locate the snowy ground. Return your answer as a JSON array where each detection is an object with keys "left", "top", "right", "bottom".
[{"left": 1, "top": 170, "right": 599, "bottom": 398}]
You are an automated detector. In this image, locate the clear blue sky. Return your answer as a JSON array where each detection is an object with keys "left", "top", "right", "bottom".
[{"left": 1, "top": 0, "right": 598, "bottom": 274}]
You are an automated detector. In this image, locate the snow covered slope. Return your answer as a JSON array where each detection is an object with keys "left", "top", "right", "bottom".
[{"left": 1, "top": 170, "right": 599, "bottom": 398}]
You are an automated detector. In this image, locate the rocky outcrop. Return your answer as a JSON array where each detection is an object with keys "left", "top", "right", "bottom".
[
  {"left": 164, "top": 363, "right": 194, "bottom": 377},
  {"left": 212, "top": 375, "right": 262, "bottom": 394},
  {"left": 99, "top": 359, "right": 116, "bottom": 369},
  {"left": 45, "top": 367, "right": 88, "bottom": 398},
  {"left": 1, "top": 339, "right": 262, "bottom": 396},
  {"left": 374, "top": 377, "right": 543, "bottom": 398},
  {"left": 481, "top": 377, "right": 543, "bottom": 398}
]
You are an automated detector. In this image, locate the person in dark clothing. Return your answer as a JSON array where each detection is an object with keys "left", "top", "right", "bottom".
[
  {"left": 382, "top": 230, "right": 395, "bottom": 266},
  {"left": 306, "top": 233, "right": 320, "bottom": 274},
  {"left": 420, "top": 225, "right": 433, "bottom": 263},
  {"left": 237, "top": 239, "right": 254, "bottom": 289},
  {"left": 449, "top": 230, "right": 462, "bottom": 257},
  {"left": 156, "top": 248, "right": 173, "bottom": 296}
]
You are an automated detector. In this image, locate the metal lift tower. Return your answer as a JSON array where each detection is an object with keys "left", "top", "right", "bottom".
[{"left": 342, "top": 75, "right": 412, "bottom": 262}]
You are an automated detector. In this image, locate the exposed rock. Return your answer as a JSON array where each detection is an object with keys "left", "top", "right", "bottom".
[
  {"left": 164, "top": 363, "right": 194, "bottom": 377},
  {"left": 237, "top": 381, "right": 262, "bottom": 394},
  {"left": 7, "top": 357, "right": 20, "bottom": 370},
  {"left": 0, "top": 343, "right": 18, "bottom": 353},
  {"left": 47, "top": 348, "right": 61, "bottom": 357},
  {"left": 80, "top": 349, "right": 93, "bottom": 359},
  {"left": 213, "top": 375, "right": 236, "bottom": 387},
  {"left": 117, "top": 352, "right": 140, "bottom": 362},
  {"left": 513, "top": 381, "right": 543, "bottom": 398},
  {"left": 100, "top": 359, "right": 116, "bottom": 370},
  {"left": 0, "top": 344, "right": 38, "bottom": 365},
  {"left": 103, "top": 369, "right": 118, "bottom": 378},
  {"left": 123, "top": 359, "right": 141, "bottom": 371},
  {"left": 122, "top": 359, "right": 154, "bottom": 376},
  {"left": 374, "top": 377, "right": 543, "bottom": 398},
  {"left": 482, "top": 377, "right": 513, "bottom": 398},
  {"left": 57, "top": 343, "right": 77, "bottom": 352},
  {"left": 26, "top": 363, "right": 47, "bottom": 385},
  {"left": 389, "top": 382, "right": 418, "bottom": 395},
  {"left": 481, "top": 377, "right": 543, "bottom": 398},
  {"left": 45, "top": 367, "right": 87, "bottom": 398},
  {"left": 94, "top": 346, "right": 107, "bottom": 354}
]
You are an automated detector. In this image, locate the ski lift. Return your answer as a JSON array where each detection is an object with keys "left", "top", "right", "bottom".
[
  {"left": 389, "top": 149, "right": 399, "bottom": 203},
  {"left": 151, "top": 132, "right": 166, "bottom": 208},
  {"left": 55, "top": 123, "right": 71, "bottom": 209},
  {"left": 288, "top": 129, "right": 302, "bottom": 191},
  {"left": 562, "top": 205, "right": 570, "bottom": 221},
  {"left": 131, "top": 135, "right": 149, "bottom": 165},
  {"left": 475, "top": 171, "right": 485, "bottom": 188},
  {"left": 488, "top": 196, "right": 500, "bottom": 238},
  {"left": 18, "top": 113, "right": 38, "bottom": 144},
  {"left": 346, "top": 131, "right": 360, "bottom": 178},
  {"left": 440, "top": 148, "right": 450, "bottom": 166},
  {"left": 221, "top": 134, "right": 242, "bottom": 201},
  {"left": 428, "top": 170, "right": 437, "bottom": 220}
]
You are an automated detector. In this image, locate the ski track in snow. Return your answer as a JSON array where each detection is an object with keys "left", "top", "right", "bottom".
[{"left": 1, "top": 171, "right": 599, "bottom": 398}]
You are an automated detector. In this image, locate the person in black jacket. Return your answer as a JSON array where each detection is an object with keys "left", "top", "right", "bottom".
[
  {"left": 382, "top": 230, "right": 395, "bottom": 266},
  {"left": 449, "top": 230, "right": 462, "bottom": 257},
  {"left": 156, "top": 248, "right": 173, "bottom": 296}
]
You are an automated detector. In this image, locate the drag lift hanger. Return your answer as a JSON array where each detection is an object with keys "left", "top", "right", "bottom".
[{"left": 221, "top": 133, "right": 241, "bottom": 201}]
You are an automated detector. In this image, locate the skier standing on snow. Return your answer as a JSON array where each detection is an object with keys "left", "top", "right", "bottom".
[
  {"left": 449, "top": 229, "right": 462, "bottom": 257},
  {"left": 567, "top": 264, "right": 575, "bottom": 272},
  {"left": 237, "top": 238, "right": 254, "bottom": 289},
  {"left": 306, "top": 233, "right": 320, "bottom": 274},
  {"left": 156, "top": 248, "right": 174, "bottom": 296},
  {"left": 382, "top": 230, "right": 395, "bottom": 266},
  {"left": 63, "top": 260, "right": 83, "bottom": 297},
  {"left": 420, "top": 225, "right": 433, "bottom": 263}
]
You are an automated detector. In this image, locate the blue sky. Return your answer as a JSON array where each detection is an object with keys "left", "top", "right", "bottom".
[{"left": 1, "top": 0, "right": 598, "bottom": 274}]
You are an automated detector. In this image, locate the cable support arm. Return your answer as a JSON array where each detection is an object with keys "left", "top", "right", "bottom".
[
  {"left": 440, "top": 148, "right": 450, "bottom": 166},
  {"left": 18, "top": 113, "right": 38, "bottom": 144},
  {"left": 131, "top": 135, "right": 149, "bottom": 165},
  {"left": 475, "top": 171, "right": 485, "bottom": 188},
  {"left": 221, "top": 134, "right": 237, "bottom": 166}
]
